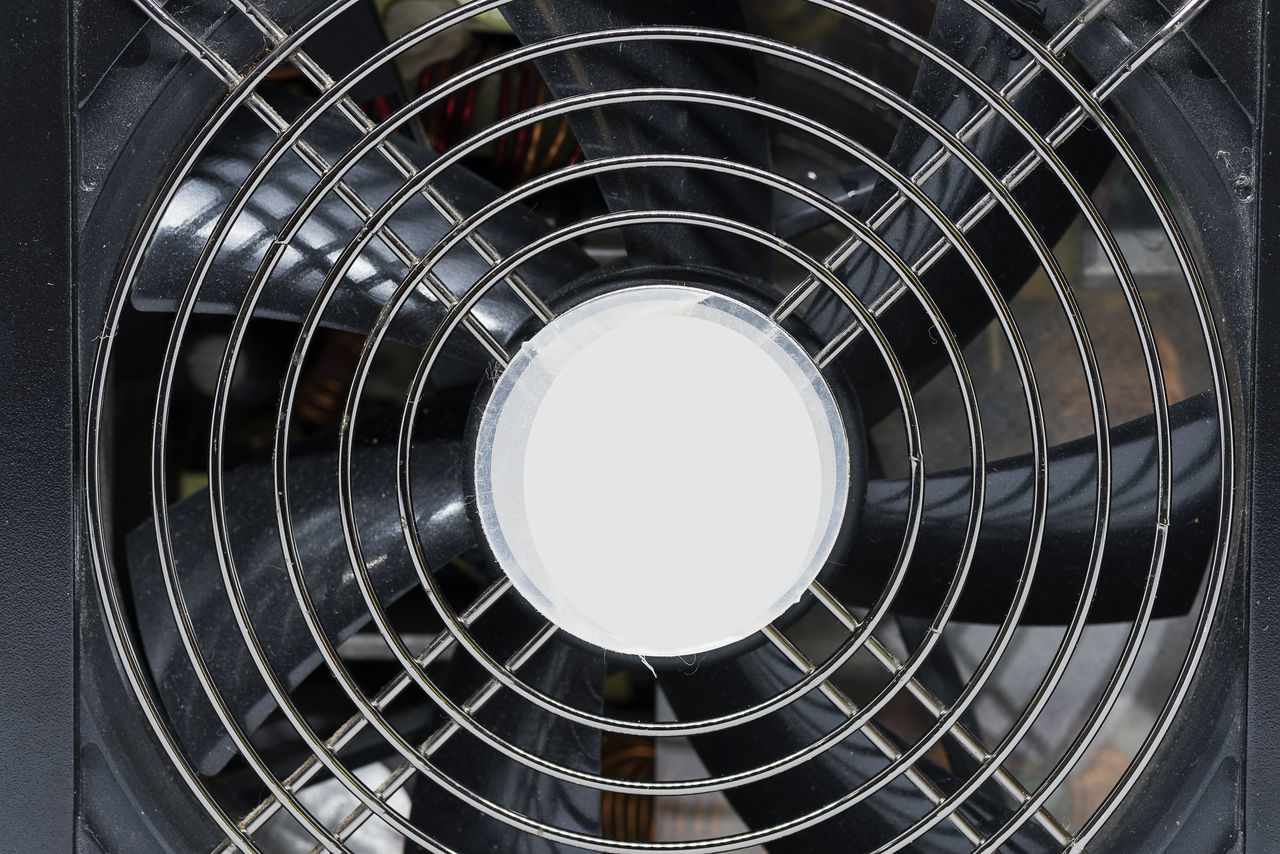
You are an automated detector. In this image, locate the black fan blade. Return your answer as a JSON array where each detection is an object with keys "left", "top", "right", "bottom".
[
  {"left": 843, "top": 392, "right": 1221, "bottom": 624},
  {"left": 502, "top": 0, "right": 773, "bottom": 277},
  {"left": 805, "top": 0, "right": 1115, "bottom": 422},
  {"left": 131, "top": 95, "right": 596, "bottom": 384},
  {"left": 659, "top": 644, "right": 1056, "bottom": 852},
  {"left": 127, "top": 440, "right": 471, "bottom": 775},
  {"left": 125, "top": 89, "right": 609, "bottom": 819},
  {"left": 128, "top": 96, "right": 608, "bottom": 851}
]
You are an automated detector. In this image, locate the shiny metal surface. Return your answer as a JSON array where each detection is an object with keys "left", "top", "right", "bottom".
[{"left": 83, "top": 0, "right": 1234, "bottom": 852}]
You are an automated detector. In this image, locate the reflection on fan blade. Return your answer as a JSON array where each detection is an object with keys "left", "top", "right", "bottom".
[
  {"left": 127, "top": 441, "right": 472, "bottom": 776},
  {"left": 775, "top": 164, "right": 877, "bottom": 240},
  {"left": 845, "top": 392, "right": 1220, "bottom": 624},
  {"left": 130, "top": 94, "right": 596, "bottom": 383},
  {"left": 804, "top": 0, "right": 1115, "bottom": 422},
  {"left": 407, "top": 629, "right": 605, "bottom": 852},
  {"left": 659, "top": 644, "right": 1056, "bottom": 852},
  {"left": 503, "top": 0, "right": 773, "bottom": 276}
]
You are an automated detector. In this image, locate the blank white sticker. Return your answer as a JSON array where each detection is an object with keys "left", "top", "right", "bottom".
[{"left": 474, "top": 286, "right": 849, "bottom": 658}]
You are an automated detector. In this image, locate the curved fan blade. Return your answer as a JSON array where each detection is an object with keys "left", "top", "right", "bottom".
[
  {"left": 121, "top": 13, "right": 612, "bottom": 842},
  {"left": 842, "top": 392, "right": 1221, "bottom": 624},
  {"left": 659, "top": 644, "right": 1057, "bottom": 852},
  {"left": 130, "top": 92, "right": 596, "bottom": 382},
  {"left": 503, "top": 0, "right": 773, "bottom": 276},
  {"left": 128, "top": 440, "right": 471, "bottom": 775},
  {"left": 125, "top": 91, "right": 606, "bottom": 800},
  {"left": 804, "top": 0, "right": 1115, "bottom": 422}
]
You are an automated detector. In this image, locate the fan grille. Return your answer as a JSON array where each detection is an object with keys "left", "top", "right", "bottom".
[{"left": 83, "top": 0, "right": 1236, "bottom": 851}]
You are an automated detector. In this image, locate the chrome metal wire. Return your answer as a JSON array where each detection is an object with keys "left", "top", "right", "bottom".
[
  {"left": 326, "top": 41, "right": 1097, "bottom": 849},
  {"left": 82, "top": 0, "right": 1235, "bottom": 851}
]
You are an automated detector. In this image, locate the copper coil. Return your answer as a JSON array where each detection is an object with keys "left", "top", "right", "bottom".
[
  {"left": 294, "top": 329, "right": 363, "bottom": 430},
  {"left": 600, "top": 733, "right": 656, "bottom": 842},
  {"left": 415, "top": 44, "right": 581, "bottom": 183}
]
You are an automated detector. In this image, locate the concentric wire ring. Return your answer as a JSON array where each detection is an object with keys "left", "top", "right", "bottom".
[{"left": 83, "top": 0, "right": 1235, "bottom": 851}]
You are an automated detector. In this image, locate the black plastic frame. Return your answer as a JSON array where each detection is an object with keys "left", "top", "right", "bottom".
[
  {"left": 1246, "top": 2, "right": 1280, "bottom": 849},
  {"left": 0, "top": 0, "right": 77, "bottom": 850}
]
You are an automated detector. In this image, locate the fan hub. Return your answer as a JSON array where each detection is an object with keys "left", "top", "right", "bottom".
[{"left": 473, "top": 285, "right": 850, "bottom": 658}]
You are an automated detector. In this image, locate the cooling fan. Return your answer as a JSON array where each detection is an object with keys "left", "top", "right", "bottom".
[{"left": 0, "top": 0, "right": 1270, "bottom": 850}]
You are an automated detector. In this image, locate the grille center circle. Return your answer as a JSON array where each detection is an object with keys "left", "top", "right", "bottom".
[{"left": 473, "top": 285, "right": 850, "bottom": 658}]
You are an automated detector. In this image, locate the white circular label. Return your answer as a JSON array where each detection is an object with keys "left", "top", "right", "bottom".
[{"left": 474, "top": 286, "right": 849, "bottom": 658}]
